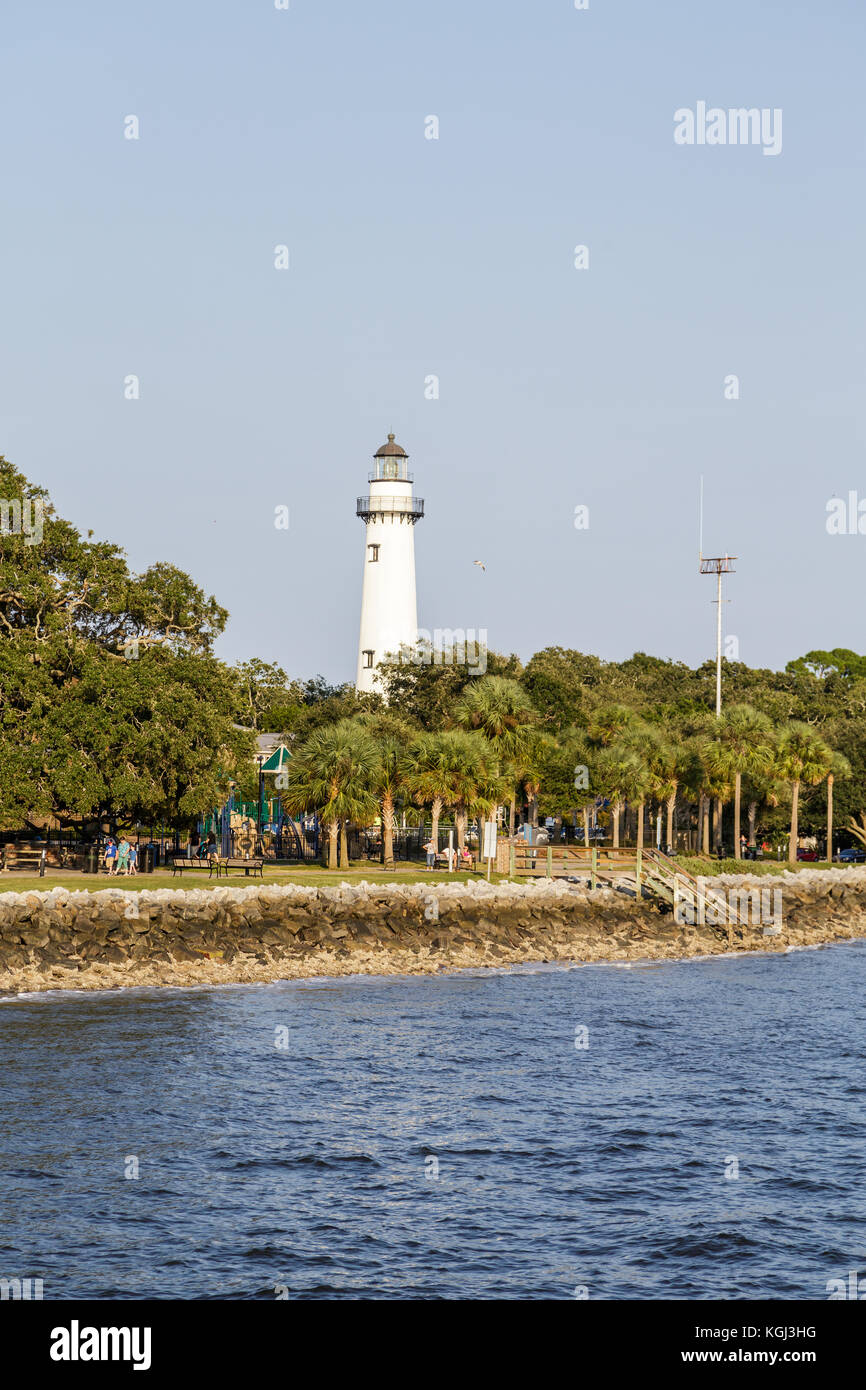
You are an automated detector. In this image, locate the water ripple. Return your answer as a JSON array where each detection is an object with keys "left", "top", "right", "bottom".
[{"left": 0, "top": 941, "right": 864, "bottom": 1298}]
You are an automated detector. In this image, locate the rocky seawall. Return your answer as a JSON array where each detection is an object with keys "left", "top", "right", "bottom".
[{"left": 1, "top": 869, "right": 865, "bottom": 996}]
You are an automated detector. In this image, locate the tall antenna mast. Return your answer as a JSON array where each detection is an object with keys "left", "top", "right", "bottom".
[{"left": 698, "top": 479, "right": 735, "bottom": 717}]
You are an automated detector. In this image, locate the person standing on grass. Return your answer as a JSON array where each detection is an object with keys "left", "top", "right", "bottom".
[
  {"left": 117, "top": 837, "right": 130, "bottom": 875},
  {"left": 103, "top": 838, "right": 117, "bottom": 875},
  {"left": 424, "top": 837, "right": 437, "bottom": 870}
]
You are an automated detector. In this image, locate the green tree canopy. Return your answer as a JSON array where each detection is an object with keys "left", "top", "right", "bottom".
[{"left": 0, "top": 455, "right": 251, "bottom": 832}]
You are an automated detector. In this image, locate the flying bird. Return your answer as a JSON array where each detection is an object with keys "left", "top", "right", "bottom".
[{"left": 473, "top": 560, "right": 486, "bottom": 571}]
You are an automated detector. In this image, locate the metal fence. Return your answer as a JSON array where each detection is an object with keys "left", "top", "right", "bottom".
[{"left": 346, "top": 827, "right": 427, "bottom": 863}]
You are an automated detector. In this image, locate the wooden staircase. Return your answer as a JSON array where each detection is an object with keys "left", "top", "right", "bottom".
[{"left": 510, "top": 843, "right": 754, "bottom": 930}]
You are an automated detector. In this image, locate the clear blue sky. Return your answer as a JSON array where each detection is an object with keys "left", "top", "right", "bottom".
[{"left": 2, "top": 0, "right": 864, "bottom": 681}]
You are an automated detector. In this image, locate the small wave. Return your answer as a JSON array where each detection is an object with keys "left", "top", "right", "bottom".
[
  {"left": 5, "top": 1167, "right": 60, "bottom": 1182},
  {"left": 597, "top": 1142, "right": 649, "bottom": 1155},
  {"left": 231, "top": 1153, "right": 380, "bottom": 1171},
  {"left": 653, "top": 1231, "right": 758, "bottom": 1258}
]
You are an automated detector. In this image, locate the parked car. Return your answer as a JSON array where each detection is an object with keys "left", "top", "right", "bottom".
[
  {"left": 796, "top": 848, "right": 819, "bottom": 861},
  {"left": 837, "top": 847, "right": 866, "bottom": 863}
]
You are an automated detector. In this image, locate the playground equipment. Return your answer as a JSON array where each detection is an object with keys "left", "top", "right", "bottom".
[{"left": 197, "top": 740, "right": 320, "bottom": 864}]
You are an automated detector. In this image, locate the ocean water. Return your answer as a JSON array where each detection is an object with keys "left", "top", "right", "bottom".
[{"left": 1, "top": 943, "right": 864, "bottom": 1300}]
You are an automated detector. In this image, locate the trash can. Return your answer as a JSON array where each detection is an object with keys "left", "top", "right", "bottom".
[
  {"left": 85, "top": 846, "right": 99, "bottom": 875},
  {"left": 139, "top": 845, "right": 154, "bottom": 874}
]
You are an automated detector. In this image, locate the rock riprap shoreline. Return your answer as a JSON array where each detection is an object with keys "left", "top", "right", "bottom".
[{"left": 1, "top": 869, "right": 865, "bottom": 996}]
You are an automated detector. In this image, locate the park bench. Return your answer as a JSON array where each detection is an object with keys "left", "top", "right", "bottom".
[
  {"left": 209, "top": 856, "right": 264, "bottom": 880},
  {"left": 434, "top": 850, "right": 476, "bottom": 871},
  {"left": 170, "top": 856, "right": 198, "bottom": 877},
  {"left": 0, "top": 845, "right": 47, "bottom": 875}
]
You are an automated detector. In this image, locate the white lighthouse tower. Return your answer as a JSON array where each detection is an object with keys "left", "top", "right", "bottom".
[{"left": 355, "top": 433, "right": 424, "bottom": 693}]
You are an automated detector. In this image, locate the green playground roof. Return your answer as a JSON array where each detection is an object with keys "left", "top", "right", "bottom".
[{"left": 260, "top": 743, "right": 291, "bottom": 773}]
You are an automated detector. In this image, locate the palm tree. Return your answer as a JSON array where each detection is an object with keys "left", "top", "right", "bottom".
[
  {"left": 369, "top": 734, "right": 404, "bottom": 869},
  {"left": 825, "top": 751, "right": 852, "bottom": 863},
  {"left": 568, "top": 730, "right": 598, "bottom": 846},
  {"left": 679, "top": 735, "right": 715, "bottom": 855},
  {"left": 467, "top": 759, "right": 511, "bottom": 860},
  {"left": 587, "top": 702, "right": 639, "bottom": 746},
  {"left": 617, "top": 723, "right": 674, "bottom": 850},
  {"left": 651, "top": 735, "right": 687, "bottom": 854},
  {"left": 774, "top": 722, "right": 834, "bottom": 864},
  {"left": 598, "top": 741, "right": 651, "bottom": 848},
  {"left": 356, "top": 712, "right": 416, "bottom": 869},
  {"left": 453, "top": 676, "right": 537, "bottom": 833},
  {"left": 515, "top": 728, "right": 555, "bottom": 832},
  {"left": 440, "top": 729, "right": 495, "bottom": 850},
  {"left": 453, "top": 675, "right": 536, "bottom": 756},
  {"left": 405, "top": 729, "right": 493, "bottom": 852},
  {"left": 705, "top": 705, "right": 774, "bottom": 858},
  {"left": 282, "top": 719, "right": 378, "bottom": 869},
  {"left": 587, "top": 703, "right": 640, "bottom": 846},
  {"left": 698, "top": 736, "right": 735, "bottom": 855},
  {"left": 404, "top": 731, "right": 457, "bottom": 852},
  {"left": 741, "top": 765, "right": 787, "bottom": 853}
]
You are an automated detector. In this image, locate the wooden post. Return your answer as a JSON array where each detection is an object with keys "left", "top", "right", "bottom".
[
  {"left": 697, "top": 874, "right": 705, "bottom": 926},
  {"left": 591, "top": 845, "right": 597, "bottom": 890},
  {"left": 509, "top": 843, "right": 515, "bottom": 878},
  {"left": 635, "top": 845, "right": 642, "bottom": 895},
  {"left": 546, "top": 844, "right": 553, "bottom": 878}
]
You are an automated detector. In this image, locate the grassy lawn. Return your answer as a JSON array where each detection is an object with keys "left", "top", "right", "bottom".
[
  {"left": 0, "top": 864, "right": 507, "bottom": 893},
  {"left": 3, "top": 857, "right": 854, "bottom": 895},
  {"left": 672, "top": 856, "right": 839, "bottom": 877}
]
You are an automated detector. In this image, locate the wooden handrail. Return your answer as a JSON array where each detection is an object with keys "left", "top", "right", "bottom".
[{"left": 510, "top": 843, "right": 749, "bottom": 928}]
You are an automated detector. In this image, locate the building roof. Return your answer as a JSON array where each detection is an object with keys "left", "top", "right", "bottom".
[
  {"left": 374, "top": 432, "right": 408, "bottom": 458},
  {"left": 255, "top": 732, "right": 283, "bottom": 754}
]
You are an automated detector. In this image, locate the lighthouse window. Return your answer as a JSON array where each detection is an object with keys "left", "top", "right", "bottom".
[
  {"left": 362, "top": 650, "right": 374, "bottom": 669},
  {"left": 367, "top": 544, "right": 380, "bottom": 562}
]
